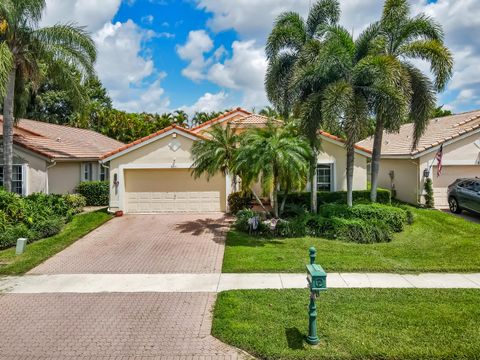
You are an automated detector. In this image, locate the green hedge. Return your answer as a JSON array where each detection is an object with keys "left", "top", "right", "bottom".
[
  {"left": 0, "top": 189, "right": 86, "bottom": 249},
  {"left": 284, "top": 189, "right": 391, "bottom": 210},
  {"left": 228, "top": 192, "right": 252, "bottom": 214},
  {"left": 76, "top": 181, "right": 109, "bottom": 206}
]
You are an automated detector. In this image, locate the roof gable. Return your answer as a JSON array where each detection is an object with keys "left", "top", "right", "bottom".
[
  {"left": 101, "top": 125, "right": 206, "bottom": 162},
  {"left": 356, "top": 110, "right": 480, "bottom": 157},
  {"left": 191, "top": 108, "right": 252, "bottom": 132}
]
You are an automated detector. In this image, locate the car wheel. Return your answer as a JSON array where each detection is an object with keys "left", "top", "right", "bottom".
[{"left": 449, "top": 197, "right": 462, "bottom": 214}]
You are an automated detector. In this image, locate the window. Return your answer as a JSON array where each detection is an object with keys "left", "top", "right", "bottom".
[
  {"left": 82, "top": 163, "right": 93, "bottom": 181},
  {"left": 0, "top": 165, "right": 24, "bottom": 195},
  {"left": 100, "top": 166, "right": 109, "bottom": 181},
  {"left": 317, "top": 164, "right": 333, "bottom": 191}
]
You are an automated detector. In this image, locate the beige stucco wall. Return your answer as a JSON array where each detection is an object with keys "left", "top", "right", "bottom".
[
  {"left": 108, "top": 131, "right": 228, "bottom": 212},
  {"left": 48, "top": 162, "right": 81, "bottom": 194},
  {"left": 316, "top": 140, "right": 368, "bottom": 191},
  {"left": 376, "top": 158, "right": 419, "bottom": 204},
  {"left": 10, "top": 145, "right": 48, "bottom": 195}
]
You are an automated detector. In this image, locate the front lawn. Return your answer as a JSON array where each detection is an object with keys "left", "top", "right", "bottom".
[
  {"left": 0, "top": 210, "right": 112, "bottom": 275},
  {"left": 213, "top": 289, "right": 480, "bottom": 360},
  {"left": 223, "top": 207, "right": 480, "bottom": 273}
]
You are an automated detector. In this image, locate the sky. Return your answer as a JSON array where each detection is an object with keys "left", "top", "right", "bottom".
[{"left": 40, "top": 0, "right": 480, "bottom": 115}]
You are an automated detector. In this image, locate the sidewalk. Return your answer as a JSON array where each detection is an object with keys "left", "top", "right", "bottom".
[{"left": 2, "top": 272, "right": 480, "bottom": 293}]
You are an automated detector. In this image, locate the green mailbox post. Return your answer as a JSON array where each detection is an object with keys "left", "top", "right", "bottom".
[{"left": 306, "top": 247, "right": 327, "bottom": 345}]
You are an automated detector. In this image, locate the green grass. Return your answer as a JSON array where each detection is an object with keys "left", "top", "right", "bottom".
[
  {"left": 213, "top": 288, "right": 480, "bottom": 360},
  {"left": 0, "top": 210, "right": 112, "bottom": 275},
  {"left": 223, "top": 207, "right": 480, "bottom": 273}
]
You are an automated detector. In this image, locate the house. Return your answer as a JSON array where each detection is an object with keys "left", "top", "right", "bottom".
[
  {"left": 102, "top": 108, "right": 371, "bottom": 214},
  {"left": 0, "top": 116, "right": 124, "bottom": 195},
  {"left": 357, "top": 110, "right": 480, "bottom": 208}
]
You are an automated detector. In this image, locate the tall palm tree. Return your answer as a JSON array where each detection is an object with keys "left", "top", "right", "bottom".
[
  {"left": 1, "top": 0, "right": 96, "bottom": 192},
  {"left": 265, "top": 0, "right": 340, "bottom": 213},
  {"left": 368, "top": 0, "right": 453, "bottom": 202},
  {"left": 191, "top": 124, "right": 240, "bottom": 191},
  {"left": 296, "top": 25, "right": 407, "bottom": 207},
  {"left": 235, "top": 122, "right": 312, "bottom": 217}
]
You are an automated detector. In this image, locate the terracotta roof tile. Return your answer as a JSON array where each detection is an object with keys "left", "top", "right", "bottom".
[
  {"left": 0, "top": 116, "right": 124, "bottom": 160},
  {"left": 356, "top": 110, "right": 480, "bottom": 157},
  {"left": 100, "top": 125, "right": 207, "bottom": 160},
  {"left": 191, "top": 108, "right": 252, "bottom": 132},
  {"left": 319, "top": 130, "right": 372, "bottom": 153}
]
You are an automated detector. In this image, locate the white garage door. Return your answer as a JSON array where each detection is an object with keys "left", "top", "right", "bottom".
[
  {"left": 432, "top": 165, "right": 480, "bottom": 208},
  {"left": 124, "top": 169, "right": 225, "bottom": 214}
]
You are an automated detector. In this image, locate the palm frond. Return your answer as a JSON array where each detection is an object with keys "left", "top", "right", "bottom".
[
  {"left": 265, "top": 12, "right": 306, "bottom": 60},
  {"left": 306, "top": 0, "right": 340, "bottom": 38},
  {"left": 393, "top": 14, "right": 443, "bottom": 51},
  {"left": 0, "top": 41, "right": 13, "bottom": 96},
  {"left": 399, "top": 39, "right": 453, "bottom": 91}
]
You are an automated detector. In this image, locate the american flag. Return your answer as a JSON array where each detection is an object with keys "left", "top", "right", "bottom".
[{"left": 435, "top": 144, "right": 444, "bottom": 177}]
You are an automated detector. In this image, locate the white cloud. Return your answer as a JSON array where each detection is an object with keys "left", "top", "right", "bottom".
[
  {"left": 181, "top": 91, "right": 230, "bottom": 116},
  {"left": 41, "top": 0, "right": 122, "bottom": 32},
  {"left": 141, "top": 15, "right": 154, "bottom": 25},
  {"left": 177, "top": 30, "right": 214, "bottom": 81},
  {"left": 42, "top": 1, "right": 170, "bottom": 114}
]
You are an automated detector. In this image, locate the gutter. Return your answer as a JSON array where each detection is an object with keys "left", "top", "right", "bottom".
[{"left": 45, "top": 160, "right": 57, "bottom": 194}]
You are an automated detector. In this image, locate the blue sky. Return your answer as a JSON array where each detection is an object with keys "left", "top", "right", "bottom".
[{"left": 41, "top": 0, "right": 480, "bottom": 115}]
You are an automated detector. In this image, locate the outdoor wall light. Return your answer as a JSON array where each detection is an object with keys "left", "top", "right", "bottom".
[{"left": 423, "top": 168, "right": 430, "bottom": 178}]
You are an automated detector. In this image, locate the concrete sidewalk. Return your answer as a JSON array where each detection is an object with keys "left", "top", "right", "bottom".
[{"left": 1, "top": 272, "right": 480, "bottom": 294}]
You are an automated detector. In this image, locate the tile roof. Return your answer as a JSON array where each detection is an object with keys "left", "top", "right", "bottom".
[
  {"left": 0, "top": 116, "right": 124, "bottom": 160},
  {"left": 191, "top": 108, "right": 252, "bottom": 132},
  {"left": 100, "top": 125, "right": 207, "bottom": 160},
  {"left": 357, "top": 110, "right": 480, "bottom": 157},
  {"left": 319, "top": 131, "right": 372, "bottom": 154}
]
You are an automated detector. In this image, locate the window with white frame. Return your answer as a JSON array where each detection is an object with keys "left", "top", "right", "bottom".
[
  {"left": 99, "top": 165, "right": 109, "bottom": 181},
  {"left": 0, "top": 165, "right": 25, "bottom": 195},
  {"left": 82, "top": 163, "right": 93, "bottom": 181},
  {"left": 317, "top": 164, "right": 333, "bottom": 191}
]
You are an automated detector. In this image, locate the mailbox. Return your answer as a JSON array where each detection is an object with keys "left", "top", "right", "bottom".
[{"left": 306, "top": 263, "right": 327, "bottom": 293}]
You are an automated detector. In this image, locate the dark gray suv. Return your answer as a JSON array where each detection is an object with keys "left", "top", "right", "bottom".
[{"left": 448, "top": 178, "right": 480, "bottom": 214}]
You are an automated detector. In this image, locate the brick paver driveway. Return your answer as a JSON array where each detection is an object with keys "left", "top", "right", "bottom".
[
  {"left": 0, "top": 292, "right": 245, "bottom": 359},
  {"left": 0, "top": 214, "right": 248, "bottom": 359},
  {"left": 30, "top": 213, "right": 230, "bottom": 274}
]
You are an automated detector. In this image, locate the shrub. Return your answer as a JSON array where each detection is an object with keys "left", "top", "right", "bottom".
[
  {"left": 325, "top": 217, "right": 393, "bottom": 244},
  {"left": 77, "top": 181, "right": 109, "bottom": 206},
  {"left": 63, "top": 194, "right": 87, "bottom": 214},
  {"left": 281, "top": 203, "right": 308, "bottom": 218},
  {"left": 424, "top": 178, "right": 434, "bottom": 208},
  {"left": 0, "top": 224, "right": 36, "bottom": 249},
  {"left": 228, "top": 192, "right": 252, "bottom": 214},
  {"left": 283, "top": 189, "right": 391, "bottom": 210},
  {"left": 30, "top": 217, "right": 65, "bottom": 239},
  {"left": 234, "top": 209, "right": 268, "bottom": 234},
  {"left": 0, "top": 190, "right": 25, "bottom": 222}
]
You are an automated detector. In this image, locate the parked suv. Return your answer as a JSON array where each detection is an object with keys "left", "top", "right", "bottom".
[{"left": 447, "top": 178, "right": 480, "bottom": 214}]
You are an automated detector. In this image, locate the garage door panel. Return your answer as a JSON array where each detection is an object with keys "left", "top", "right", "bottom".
[
  {"left": 432, "top": 165, "right": 480, "bottom": 209},
  {"left": 124, "top": 169, "right": 225, "bottom": 214}
]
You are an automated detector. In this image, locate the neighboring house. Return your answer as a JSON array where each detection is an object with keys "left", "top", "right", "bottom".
[
  {"left": 0, "top": 116, "right": 124, "bottom": 195},
  {"left": 102, "top": 108, "right": 371, "bottom": 214},
  {"left": 357, "top": 110, "right": 480, "bottom": 208}
]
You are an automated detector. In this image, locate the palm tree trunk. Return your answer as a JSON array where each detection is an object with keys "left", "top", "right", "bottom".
[
  {"left": 370, "top": 119, "right": 384, "bottom": 202},
  {"left": 346, "top": 146, "right": 355, "bottom": 207},
  {"left": 272, "top": 178, "right": 279, "bottom": 218},
  {"left": 252, "top": 189, "right": 268, "bottom": 213},
  {"left": 2, "top": 67, "right": 16, "bottom": 193},
  {"left": 310, "top": 151, "right": 318, "bottom": 213},
  {"left": 280, "top": 185, "right": 290, "bottom": 216}
]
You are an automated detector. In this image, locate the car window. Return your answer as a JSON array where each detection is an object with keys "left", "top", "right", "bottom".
[
  {"left": 459, "top": 181, "right": 472, "bottom": 188},
  {"left": 473, "top": 181, "right": 480, "bottom": 192},
  {"left": 464, "top": 181, "right": 478, "bottom": 191}
]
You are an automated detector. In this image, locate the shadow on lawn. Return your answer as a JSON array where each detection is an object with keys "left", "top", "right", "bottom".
[
  {"left": 285, "top": 327, "right": 305, "bottom": 350},
  {"left": 226, "top": 231, "right": 288, "bottom": 248}
]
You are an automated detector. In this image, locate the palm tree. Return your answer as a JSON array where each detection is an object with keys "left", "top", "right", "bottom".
[
  {"left": 191, "top": 124, "right": 240, "bottom": 192},
  {"left": 235, "top": 122, "right": 312, "bottom": 217},
  {"left": 296, "top": 25, "right": 407, "bottom": 207},
  {"left": 367, "top": 0, "right": 453, "bottom": 202},
  {"left": 265, "top": 0, "right": 340, "bottom": 213},
  {"left": 173, "top": 109, "right": 188, "bottom": 127},
  {"left": 1, "top": 0, "right": 96, "bottom": 192}
]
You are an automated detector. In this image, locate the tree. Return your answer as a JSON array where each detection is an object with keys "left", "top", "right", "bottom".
[
  {"left": 0, "top": 0, "right": 96, "bottom": 192},
  {"left": 173, "top": 110, "right": 188, "bottom": 127},
  {"left": 295, "top": 24, "right": 407, "bottom": 207},
  {"left": 265, "top": 0, "right": 340, "bottom": 213},
  {"left": 431, "top": 105, "right": 453, "bottom": 118},
  {"left": 235, "top": 122, "right": 312, "bottom": 217},
  {"left": 191, "top": 110, "right": 225, "bottom": 127},
  {"left": 368, "top": 0, "right": 453, "bottom": 202},
  {"left": 191, "top": 124, "right": 240, "bottom": 192}
]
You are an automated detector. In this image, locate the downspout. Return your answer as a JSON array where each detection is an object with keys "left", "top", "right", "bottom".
[{"left": 46, "top": 160, "right": 57, "bottom": 194}]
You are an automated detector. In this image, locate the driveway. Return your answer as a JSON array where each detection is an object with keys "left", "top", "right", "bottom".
[
  {"left": 30, "top": 213, "right": 231, "bottom": 274},
  {"left": 443, "top": 210, "right": 480, "bottom": 224},
  {"left": 0, "top": 213, "right": 248, "bottom": 359}
]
